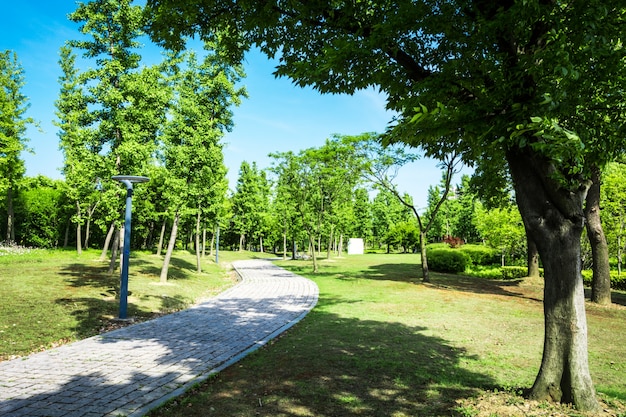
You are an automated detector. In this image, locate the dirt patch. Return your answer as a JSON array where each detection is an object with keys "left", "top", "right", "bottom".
[{"left": 456, "top": 391, "right": 626, "bottom": 417}]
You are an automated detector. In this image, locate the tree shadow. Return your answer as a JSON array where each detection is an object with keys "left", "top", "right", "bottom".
[
  {"left": 1, "top": 291, "right": 495, "bottom": 417},
  {"left": 148, "top": 300, "right": 498, "bottom": 416}
]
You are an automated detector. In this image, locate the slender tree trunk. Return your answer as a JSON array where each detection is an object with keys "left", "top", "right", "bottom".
[
  {"left": 507, "top": 148, "right": 599, "bottom": 412},
  {"left": 75, "top": 201, "right": 82, "bottom": 255},
  {"left": 209, "top": 230, "right": 215, "bottom": 257},
  {"left": 585, "top": 166, "right": 611, "bottom": 305},
  {"left": 309, "top": 233, "right": 318, "bottom": 273},
  {"left": 157, "top": 217, "right": 166, "bottom": 256},
  {"left": 160, "top": 210, "right": 180, "bottom": 283},
  {"left": 327, "top": 226, "right": 333, "bottom": 260},
  {"left": 107, "top": 227, "right": 120, "bottom": 275},
  {"left": 527, "top": 236, "right": 540, "bottom": 278},
  {"left": 292, "top": 238, "right": 297, "bottom": 260},
  {"left": 420, "top": 231, "right": 429, "bottom": 282},
  {"left": 283, "top": 230, "right": 287, "bottom": 260},
  {"left": 83, "top": 201, "right": 99, "bottom": 250},
  {"left": 259, "top": 235, "right": 264, "bottom": 253},
  {"left": 202, "top": 226, "right": 207, "bottom": 258},
  {"left": 195, "top": 208, "right": 201, "bottom": 273},
  {"left": 239, "top": 233, "right": 245, "bottom": 252},
  {"left": 338, "top": 233, "right": 344, "bottom": 257},
  {"left": 63, "top": 219, "right": 70, "bottom": 248},
  {"left": 100, "top": 222, "right": 115, "bottom": 261},
  {"left": 6, "top": 187, "right": 15, "bottom": 242}
]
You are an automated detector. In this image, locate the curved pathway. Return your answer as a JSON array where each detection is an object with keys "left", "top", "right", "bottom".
[{"left": 0, "top": 259, "right": 318, "bottom": 417}]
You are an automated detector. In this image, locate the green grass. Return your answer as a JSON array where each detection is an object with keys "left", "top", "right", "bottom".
[
  {"left": 2, "top": 250, "right": 624, "bottom": 416},
  {"left": 148, "top": 253, "right": 626, "bottom": 417},
  {"left": 0, "top": 248, "right": 253, "bottom": 360}
]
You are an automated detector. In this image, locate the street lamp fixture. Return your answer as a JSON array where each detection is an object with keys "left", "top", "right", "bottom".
[{"left": 112, "top": 175, "right": 149, "bottom": 320}]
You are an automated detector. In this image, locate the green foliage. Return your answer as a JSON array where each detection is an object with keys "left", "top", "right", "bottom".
[
  {"left": 384, "top": 221, "right": 419, "bottom": 253},
  {"left": 473, "top": 201, "right": 526, "bottom": 265},
  {"left": 427, "top": 248, "right": 468, "bottom": 274},
  {"left": 582, "top": 270, "right": 626, "bottom": 291},
  {"left": 459, "top": 245, "right": 500, "bottom": 267},
  {"left": 15, "top": 177, "right": 66, "bottom": 248},
  {"left": 501, "top": 266, "right": 531, "bottom": 281}
]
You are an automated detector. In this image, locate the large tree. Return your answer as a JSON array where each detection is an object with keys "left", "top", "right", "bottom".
[{"left": 145, "top": 1, "right": 626, "bottom": 410}]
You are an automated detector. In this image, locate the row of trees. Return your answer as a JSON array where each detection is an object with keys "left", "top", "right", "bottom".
[{"left": 1, "top": 0, "right": 245, "bottom": 283}]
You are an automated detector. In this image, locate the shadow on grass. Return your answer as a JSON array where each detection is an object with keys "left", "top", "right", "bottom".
[
  {"left": 149, "top": 301, "right": 496, "bottom": 417},
  {"left": 2, "top": 287, "right": 496, "bottom": 417}
]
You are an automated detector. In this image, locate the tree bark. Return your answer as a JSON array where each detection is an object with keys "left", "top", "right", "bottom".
[
  {"left": 6, "top": 187, "right": 15, "bottom": 243},
  {"left": 195, "top": 207, "right": 201, "bottom": 273},
  {"left": 584, "top": 165, "right": 611, "bottom": 305},
  {"left": 419, "top": 230, "right": 429, "bottom": 282},
  {"left": 157, "top": 217, "right": 166, "bottom": 256},
  {"left": 202, "top": 226, "right": 207, "bottom": 258},
  {"left": 75, "top": 201, "right": 82, "bottom": 255},
  {"left": 107, "top": 227, "right": 120, "bottom": 275},
  {"left": 527, "top": 236, "right": 540, "bottom": 278},
  {"left": 239, "top": 233, "right": 244, "bottom": 252},
  {"left": 507, "top": 148, "right": 599, "bottom": 412},
  {"left": 100, "top": 222, "right": 115, "bottom": 261},
  {"left": 160, "top": 210, "right": 180, "bottom": 283}
]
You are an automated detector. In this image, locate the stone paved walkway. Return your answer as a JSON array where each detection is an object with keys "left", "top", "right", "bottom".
[{"left": 0, "top": 259, "right": 318, "bottom": 417}]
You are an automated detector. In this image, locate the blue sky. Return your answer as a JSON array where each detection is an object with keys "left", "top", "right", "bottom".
[{"left": 1, "top": 1, "right": 468, "bottom": 209}]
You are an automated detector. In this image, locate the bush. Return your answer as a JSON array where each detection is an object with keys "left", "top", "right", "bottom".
[
  {"left": 581, "top": 270, "right": 626, "bottom": 291},
  {"left": 501, "top": 266, "right": 528, "bottom": 280},
  {"left": 428, "top": 248, "right": 468, "bottom": 273},
  {"left": 459, "top": 245, "right": 500, "bottom": 266}
]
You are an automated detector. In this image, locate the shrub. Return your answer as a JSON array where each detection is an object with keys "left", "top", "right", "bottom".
[
  {"left": 581, "top": 270, "right": 626, "bottom": 291},
  {"left": 428, "top": 248, "right": 468, "bottom": 273},
  {"left": 501, "top": 266, "right": 528, "bottom": 280},
  {"left": 459, "top": 245, "right": 500, "bottom": 266},
  {"left": 443, "top": 235, "right": 464, "bottom": 248}
]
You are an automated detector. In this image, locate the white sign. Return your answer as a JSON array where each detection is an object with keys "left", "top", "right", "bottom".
[{"left": 347, "top": 238, "right": 364, "bottom": 255}]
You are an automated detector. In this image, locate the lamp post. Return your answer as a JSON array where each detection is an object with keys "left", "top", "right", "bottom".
[{"left": 112, "top": 175, "right": 149, "bottom": 320}]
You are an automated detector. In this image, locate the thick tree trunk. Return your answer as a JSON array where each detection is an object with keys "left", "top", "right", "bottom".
[
  {"left": 527, "top": 236, "right": 540, "bottom": 278},
  {"left": 160, "top": 210, "right": 180, "bottom": 283},
  {"left": 507, "top": 149, "right": 599, "bottom": 412},
  {"left": 584, "top": 166, "right": 611, "bottom": 305},
  {"left": 100, "top": 222, "right": 115, "bottom": 261}
]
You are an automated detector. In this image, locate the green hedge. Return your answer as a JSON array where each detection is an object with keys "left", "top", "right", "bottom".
[
  {"left": 459, "top": 245, "right": 500, "bottom": 266},
  {"left": 427, "top": 248, "right": 468, "bottom": 273},
  {"left": 501, "top": 266, "right": 529, "bottom": 280},
  {"left": 581, "top": 270, "right": 626, "bottom": 291}
]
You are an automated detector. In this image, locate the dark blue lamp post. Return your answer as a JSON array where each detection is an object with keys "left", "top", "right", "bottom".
[{"left": 112, "top": 175, "right": 149, "bottom": 320}]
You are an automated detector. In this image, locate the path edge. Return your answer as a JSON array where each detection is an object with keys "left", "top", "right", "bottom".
[{"left": 128, "top": 259, "right": 318, "bottom": 417}]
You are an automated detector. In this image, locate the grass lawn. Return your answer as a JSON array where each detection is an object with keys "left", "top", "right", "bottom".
[
  {"left": 0, "top": 247, "right": 251, "bottom": 360},
  {"left": 148, "top": 253, "right": 626, "bottom": 417},
  {"left": 1, "top": 249, "right": 624, "bottom": 416}
]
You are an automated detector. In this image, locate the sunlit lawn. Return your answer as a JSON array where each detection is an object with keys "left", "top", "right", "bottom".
[
  {"left": 0, "top": 248, "right": 248, "bottom": 360},
  {"left": 148, "top": 253, "right": 626, "bottom": 417}
]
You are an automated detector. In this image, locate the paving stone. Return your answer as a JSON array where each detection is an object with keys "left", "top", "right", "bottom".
[{"left": 0, "top": 259, "right": 318, "bottom": 417}]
